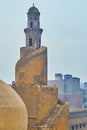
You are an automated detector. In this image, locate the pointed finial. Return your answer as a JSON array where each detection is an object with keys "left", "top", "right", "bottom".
[{"left": 33, "top": 3, "right": 34, "bottom": 7}]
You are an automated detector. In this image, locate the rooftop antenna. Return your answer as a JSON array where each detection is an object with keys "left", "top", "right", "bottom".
[{"left": 33, "top": 3, "right": 34, "bottom": 7}]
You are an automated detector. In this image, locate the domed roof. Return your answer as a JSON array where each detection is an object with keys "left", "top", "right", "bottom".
[
  {"left": 27, "top": 4, "right": 40, "bottom": 15},
  {"left": 0, "top": 80, "right": 28, "bottom": 130}
]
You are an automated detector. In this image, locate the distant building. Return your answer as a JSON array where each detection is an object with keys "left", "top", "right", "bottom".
[
  {"left": 49, "top": 73, "right": 64, "bottom": 94},
  {"left": 69, "top": 109, "right": 87, "bottom": 130},
  {"left": 48, "top": 73, "right": 83, "bottom": 108},
  {"left": 84, "top": 82, "right": 87, "bottom": 88},
  {"left": 64, "top": 74, "right": 80, "bottom": 94},
  {"left": 80, "top": 88, "right": 87, "bottom": 108},
  {"left": 59, "top": 93, "right": 83, "bottom": 108}
]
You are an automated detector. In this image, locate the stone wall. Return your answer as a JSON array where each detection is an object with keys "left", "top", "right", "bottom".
[
  {"left": 14, "top": 85, "right": 58, "bottom": 125},
  {"left": 37, "top": 86, "right": 58, "bottom": 123},
  {"left": 28, "top": 103, "right": 69, "bottom": 130},
  {"left": 14, "top": 85, "right": 69, "bottom": 130},
  {"left": 15, "top": 46, "right": 47, "bottom": 85}
]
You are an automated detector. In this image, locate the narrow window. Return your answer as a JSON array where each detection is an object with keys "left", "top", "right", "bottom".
[
  {"left": 83, "top": 123, "right": 85, "bottom": 128},
  {"left": 30, "top": 22, "right": 33, "bottom": 28},
  {"left": 38, "top": 39, "right": 40, "bottom": 48},
  {"left": 29, "top": 38, "right": 32, "bottom": 46},
  {"left": 80, "top": 124, "right": 82, "bottom": 128},
  {"left": 34, "top": 16, "right": 37, "bottom": 20},
  {"left": 72, "top": 126, "right": 74, "bottom": 130},
  {"left": 76, "top": 124, "right": 78, "bottom": 129}
]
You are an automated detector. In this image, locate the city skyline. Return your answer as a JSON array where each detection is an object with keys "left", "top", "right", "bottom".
[{"left": 0, "top": 0, "right": 87, "bottom": 83}]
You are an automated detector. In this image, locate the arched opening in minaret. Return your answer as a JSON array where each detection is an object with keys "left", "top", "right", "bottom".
[
  {"left": 30, "top": 22, "right": 33, "bottom": 28},
  {"left": 29, "top": 38, "right": 32, "bottom": 46},
  {"left": 38, "top": 39, "right": 41, "bottom": 48}
]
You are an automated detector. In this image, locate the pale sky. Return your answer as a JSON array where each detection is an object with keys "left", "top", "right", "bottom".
[{"left": 0, "top": 0, "right": 87, "bottom": 83}]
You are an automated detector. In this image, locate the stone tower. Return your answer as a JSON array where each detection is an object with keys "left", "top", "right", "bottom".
[
  {"left": 14, "top": 5, "right": 69, "bottom": 130},
  {"left": 15, "top": 4, "right": 47, "bottom": 85},
  {"left": 25, "top": 4, "right": 43, "bottom": 48}
]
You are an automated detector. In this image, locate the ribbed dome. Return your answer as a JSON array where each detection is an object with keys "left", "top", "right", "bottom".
[
  {"left": 27, "top": 5, "right": 40, "bottom": 15},
  {"left": 0, "top": 80, "right": 28, "bottom": 130}
]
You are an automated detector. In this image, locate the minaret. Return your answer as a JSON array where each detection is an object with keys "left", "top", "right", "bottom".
[
  {"left": 15, "top": 5, "right": 47, "bottom": 85},
  {"left": 14, "top": 6, "right": 69, "bottom": 130},
  {"left": 24, "top": 4, "right": 43, "bottom": 49}
]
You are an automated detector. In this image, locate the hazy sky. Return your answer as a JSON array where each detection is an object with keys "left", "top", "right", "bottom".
[{"left": 0, "top": 0, "right": 87, "bottom": 83}]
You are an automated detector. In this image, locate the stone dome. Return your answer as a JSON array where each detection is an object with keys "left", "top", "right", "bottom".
[
  {"left": 27, "top": 5, "right": 40, "bottom": 15},
  {"left": 0, "top": 80, "right": 28, "bottom": 130}
]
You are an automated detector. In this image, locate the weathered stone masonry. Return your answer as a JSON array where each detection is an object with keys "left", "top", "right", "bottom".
[{"left": 14, "top": 4, "right": 69, "bottom": 130}]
